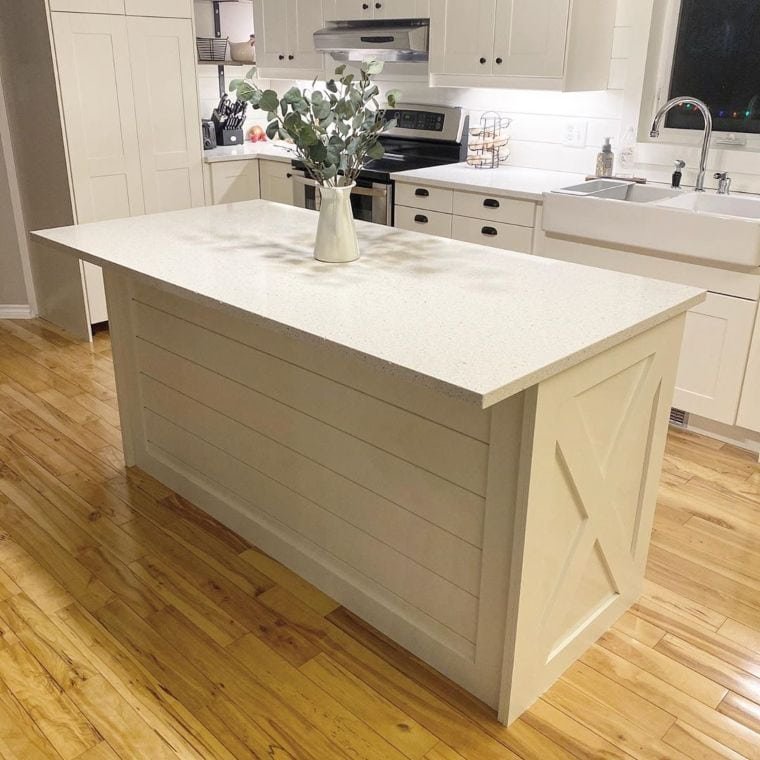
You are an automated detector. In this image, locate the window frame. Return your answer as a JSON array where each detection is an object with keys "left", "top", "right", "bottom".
[{"left": 650, "top": 0, "right": 760, "bottom": 148}]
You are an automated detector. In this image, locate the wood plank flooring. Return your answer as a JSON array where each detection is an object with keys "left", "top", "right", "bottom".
[{"left": 0, "top": 317, "right": 759, "bottom": 759}]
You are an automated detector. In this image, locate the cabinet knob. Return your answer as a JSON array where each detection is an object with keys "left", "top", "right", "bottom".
[
  {"left": 375, "top": 2, "right": 382, "bottom": 7},
  {"left": 288, "top": 54, "right": 294, "bottom": 60},
  {"left": 495, "top": 57, "right": 503, "bottom": 65},
  {"left": 479, "top": 57, "right": 487, "bottom": 64},
  {"left": 414, "top": 214, "right": 429, "bottom": 224},
  {"left": 414, "top": 188, "right": 430, "bottom": 197},
  {"left": 482, "top": 226, "right": 498, "bottom": 237},
  {"left": 286, "top": 172, "right": 293, "bottom": 178},
  {"left": 362, "top": 2, "right": 369, "bottom": 7},
  {"left": 278, "top": 54, "right": 285, "bottom": 60},
  {"left": 483, "top": 198, "right": 500, "bottom": 208}
]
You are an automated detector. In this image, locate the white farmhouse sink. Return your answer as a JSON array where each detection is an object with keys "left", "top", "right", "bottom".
[
  {"left": 657, "top": 192, "right": 760, "bottom": 219},
  {"left": 543, "top": 184, "right": 760, "bottom": 270}
]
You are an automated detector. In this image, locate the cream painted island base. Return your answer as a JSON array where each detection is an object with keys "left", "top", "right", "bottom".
[{"left": 33, "top": 201, "right": 702, "bottom": 725}]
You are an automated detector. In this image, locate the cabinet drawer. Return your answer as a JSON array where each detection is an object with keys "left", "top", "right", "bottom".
[
  {"left": 453, "top": 191, "right": 536, "bottom": 227},
  {"left": 395, "top": 183, "right": 453, "bottom": 214},
  {"left": 451, "top": 216, "right": 533, "bottom": 253},
  {"left": 395, "top": 206, "right": 452, "bottom": 238}
]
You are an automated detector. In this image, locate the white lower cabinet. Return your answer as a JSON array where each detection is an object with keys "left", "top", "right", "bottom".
[
  {"left": 673, "top": 293, "right": 757, "bottom": 426},
  {"left": 395, "top": 206, "right": 453, "bottom": 238},
  {"left": 394, "top": 182, "right": 536, "bottom": 254},
  {"left": 738, "top": 308, "right": 760, "bottom": 432},
  {"left": 209, "top": 161, "right": 261, "bottom": 204},
  {"left": 451, "top": 216, "right": 533, "bottom": 253},
  {"left": 259, "top": 159, "right": 294, "bottom": 205}
]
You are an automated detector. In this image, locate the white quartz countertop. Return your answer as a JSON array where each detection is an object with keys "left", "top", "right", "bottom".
[
  {"left": 32, "top": 201, "right": 703, "bottom": 408},
  {"left": 392, "top": 164, "right": 587, "bottom": 201},
  {"left": 203, "top": 141, "right": 294, "bottom": 164}
]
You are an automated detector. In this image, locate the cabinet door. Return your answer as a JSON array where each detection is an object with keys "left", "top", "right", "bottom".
[
  {"left": 125, "top": 0, "right": 192, "bottom": 18},
  {"left": 673, "top": 293, "right": 757, "bottom": 425},
  {"left": 429, "top": 0, "right": 497, "bottom": 76},
  {"left": 493, "top": 0, "right": 569, "bottom": 78},
  {"left": 737, "top": 311, "right": 760, "bottom": 432},
  {"left": 259, "top": 160, "right": 294, "bottom": 205},
  {"left": 323, "top": 0, "right": 371, "bottom": 21},
  {"left": 49, "top": 0, "right": 124, "bottom": 13},
  {"left": 127, "top": 16, "right": 204, "bottom": 213},
  {"left": 253, "top": 0, "right": 290, "bottom": 68},
  {"left": 288, "top": 0, "right": 325, "bottom": 74},
  {"left": 51, "top": 12, "right": 144, "bottom": 223},
  {"left": 374, "top": 0, "right": 430, "bottom": 18},
  {"left": 210, "top": 161, "right": 261, "bottom": 204}
]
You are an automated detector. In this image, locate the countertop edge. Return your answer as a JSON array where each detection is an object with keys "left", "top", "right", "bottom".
[{"left": 30, "top": 227, "right": 705, "bottom": 411}]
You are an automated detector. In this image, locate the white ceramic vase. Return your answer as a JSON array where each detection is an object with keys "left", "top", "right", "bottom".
[{"left": 314, "top": 182, "right": 360, "bottom": 263}]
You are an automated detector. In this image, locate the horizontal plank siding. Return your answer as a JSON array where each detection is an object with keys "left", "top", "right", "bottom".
[
  {"left": 140, "top": 375, "right": 483, "bottom": 594},
  {"left": 143, "top": 410, "right": 480, "bottom": 647},
  {"left": 132, "top": 300, "right": 489, "bottom": 495},
  {"left": 135, "top": 338, "right": 486, "bottom": 546}
]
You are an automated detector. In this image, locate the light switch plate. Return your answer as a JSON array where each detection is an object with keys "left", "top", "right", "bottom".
[{"left": 562, "top": 119, "right": 588, "bottom": 148}]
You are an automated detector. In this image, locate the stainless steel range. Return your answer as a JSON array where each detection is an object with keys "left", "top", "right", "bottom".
[{"left": 291, "top": 104, "right": 468, "bottom": 226}]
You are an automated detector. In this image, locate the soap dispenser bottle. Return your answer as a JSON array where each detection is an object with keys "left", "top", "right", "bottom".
[{"left": 595, "top": 137, "right": 614, "bottom": 178}]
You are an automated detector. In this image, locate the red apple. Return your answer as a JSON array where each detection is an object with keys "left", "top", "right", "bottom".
[{"left": 248, "top": 125, "right": 267, "bottom": 143}]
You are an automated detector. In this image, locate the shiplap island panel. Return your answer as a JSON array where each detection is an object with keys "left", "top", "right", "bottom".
[{"left": 33, "top": 201, "right": 703, "bottom": 724}]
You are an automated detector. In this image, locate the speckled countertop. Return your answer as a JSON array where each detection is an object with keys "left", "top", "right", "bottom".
[
  {"left": 203, "top": 141, "right": 294, "bottom": 164},
  {"left": 392, "top": 164, "right": 587, "bottom": 201},
  {"left": 32, "top": 201, "right": 703, "bottom": 408}
]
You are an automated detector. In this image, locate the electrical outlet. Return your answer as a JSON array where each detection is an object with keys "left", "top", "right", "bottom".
[{"left": 562, "top": 119, "right": 588, "bottom": 148}]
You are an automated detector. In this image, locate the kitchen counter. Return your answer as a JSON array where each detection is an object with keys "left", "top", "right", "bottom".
[
  {"left": 32, "top": 201, "right": 700, "bottom": 407},
  {"left": 392, "top": 163, "right": 586, "bottom": 201},
  {"left": 203, "top": 140, "right": 294, "bottom": 164},
  {"left": 33, "top": 201, "right": 702, "bottom": 727}
]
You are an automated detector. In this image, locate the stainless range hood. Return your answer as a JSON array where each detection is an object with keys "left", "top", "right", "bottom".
[{"left": 314, "top": 20, "right": 429, "bottom": 63}]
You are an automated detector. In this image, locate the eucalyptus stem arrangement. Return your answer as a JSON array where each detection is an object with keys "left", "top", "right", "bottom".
[{"left": 229, "top": 61, "right": 400, "bottom": 187}]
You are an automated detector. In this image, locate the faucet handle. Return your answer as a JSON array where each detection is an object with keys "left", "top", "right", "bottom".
[{"left": 714, "top": 171, "right": 732, "bottom": 194}]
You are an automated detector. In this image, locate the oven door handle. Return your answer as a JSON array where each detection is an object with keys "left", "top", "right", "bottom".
[{"left": 291, "top": 174, "right": 387, "bottom": 199}]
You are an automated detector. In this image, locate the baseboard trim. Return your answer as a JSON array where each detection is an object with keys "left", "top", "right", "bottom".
[
  {"left": 0, "top": 304, "right": 34, "bottom": 319},
  {"left": 683, "top": 413, "right": 760, "bottom": 458}
]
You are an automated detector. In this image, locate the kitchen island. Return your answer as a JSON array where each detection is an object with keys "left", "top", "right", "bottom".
[{"left": 33, "top": 201, "right": 704, "bottom": 725}]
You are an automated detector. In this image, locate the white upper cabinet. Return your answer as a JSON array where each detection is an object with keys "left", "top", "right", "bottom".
[
  {"left": 323, "top": 0, "right": 430, "bottom": 20},
  {"left": 493, "top": 0, "right": 569, "bottom": 78},
  {"left": 254, "top": 0, "right": 324, "bottom": 79},
  {"left": 430, "top": 0, "right": 496, "bottom": 76},
  {"left": 127, "top": 16, "right": 204, "bottom": 213},
  {"left": 430, "top": 0, "right": 616, "bottom": 91}
]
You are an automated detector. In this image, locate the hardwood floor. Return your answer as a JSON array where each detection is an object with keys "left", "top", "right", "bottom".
[{"left": 0, "top": 317, "right": 759, "bottom": 759}]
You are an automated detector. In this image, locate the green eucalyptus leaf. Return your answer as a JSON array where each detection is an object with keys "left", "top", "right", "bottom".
[
  {"left": 366, "top": 140, "right": 384, "bottom": 160},
  {"left": 361, "top": 60, "right": 383, "bottom": 75},
  {"left": 266, "top": 121, "right": 280, "bottom": 140},
  {"left": 246, "top": 66, "right": 257, "bottom": 79},
  {"left": 259, "top": 89, "right": 279, "bottom": 113},
  {"left": 334, "top": 64, "right": 347, "bottom": 76},
  {"left": 386, "top": 89, "right": 401, "bottom": 107},
  {"left": 228, "top": 79, "right": 244, "bottom": 92}
]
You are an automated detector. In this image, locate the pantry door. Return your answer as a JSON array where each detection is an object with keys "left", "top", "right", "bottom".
[{"left": 127, "top": 15, "right": 205, "bottom": 213}]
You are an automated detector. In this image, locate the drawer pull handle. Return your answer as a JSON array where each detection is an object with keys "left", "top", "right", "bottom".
[
  {"left": 482, "top": 226, "right": 498, "bottom": 237},
  {"left": 483, "top": 198, "right": 500, "bottom": 208},
  {"left": 414, "top": 188, "right": 430, "bottom": 197},
  {"left": 414, "top": 214, "right": 429, "bottom": 224}
]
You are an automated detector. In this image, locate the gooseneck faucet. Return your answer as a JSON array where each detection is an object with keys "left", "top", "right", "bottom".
[{"left": 650, "top": 97, "right": 712, "bottom": 192}]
